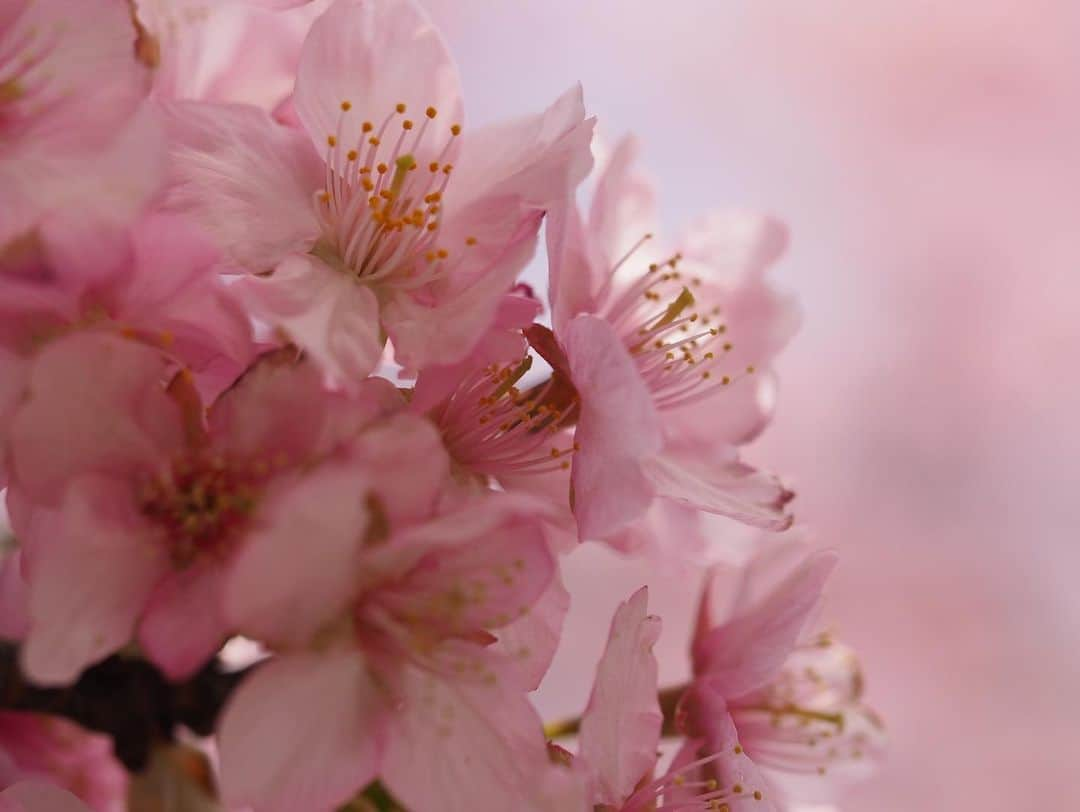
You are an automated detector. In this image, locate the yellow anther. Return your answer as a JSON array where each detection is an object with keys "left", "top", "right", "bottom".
[
  {"left": 340, "top": 100, "right": 352, "bottom": 111},
  {"left": 746, "top": 365, "right": 756, "bottom": 373},
  {"left": 395, "top": 102, "right": 407, "bottom": 113},
  {"left": 426, "top": 106, "right": 438, "bottom": 118},
  {"left": 429, "top": 161, "right": 440, "bottom": 172},
  {"left": 753, "top": 791, "right": 763, "bottom": 800},
  {"left": 436, "top": 249, "right": 448, "bottom": 259},
  {"left": 442, "top": 164, "right": 454, "bottom": 174},
  {"left": 346, "top": 149, "right": 358, "bottom": 161},
  {"left": 362, "top": 121, "right": 374, "bottom": 133},
  {"left": 327, "top": 135, "right": 337, "bottom": 147},
  {"left": 465, "top": 236, "right": 478, "bottom": 246},
  {"left": 369, "top": 136, "right": 380, "bottom": 146},
  {"left": 377, "top": 162, "right": 388, "bottom": 173},
  {"left": 403, "top": 119, "right": 414, "bottom": 130},
  {"left": 450, "top": 124, "right": 462, "bottom": 136}
]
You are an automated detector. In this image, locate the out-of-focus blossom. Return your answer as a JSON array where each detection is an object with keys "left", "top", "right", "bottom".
[
  {"left": 533, "top": 135, "right": 797, "bottom": 547},
  {"left": 0, "top": 215, "right": 253, "bottom": 488},
  {"left": 0, "top": 782, "right": 95, "bottom": 812},
  {"left": 165, "top": 0, "right": 594, "bottom": 385},
  {"left": 0, "top": 0, "right": 162, "bottom": 263},
  {"left": 217, "top": 424, "right": 559, "bottom": 812},
  {"left": 134, "top": 0, "right": 329, "bottom": 112},
  {"left": 0, "top": 713, "right": 126, "bottom": 812},
  {"left": 8, "top": 337, "right": 395, "bottom": 684},
  {"left": 675, "top": 539, "right": 884, "bottom": 808}
]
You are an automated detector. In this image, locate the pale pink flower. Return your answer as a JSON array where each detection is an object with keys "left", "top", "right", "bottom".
[
  {"left": 0, "top": 0, "right": 164, "bottom": 264},
  {"left": 0, "top": 214, "right": 254, "bottom": 488},
  {"left": 165, "top": 0, "right": 594, "bottom": 385},
  {"left": 216, "top": 427, "right": 560, "bottom": 812},
  {"left": 7, "top": 335, "right": 395, "bottom": 685},
  {"left": 0, "top": 714, "right": 126, "bottom": 812},
  {"left": 0, "top": 782, "right": 94, "bottom": 812},
  {"left": 536, "top": 588, "right": 769, "bottom": 812},
  {"left": 536, "top": 135, "right": 798, "bottom": 544},
  {"left": 674, "top": 539, "right": 885, "bottom": 808}
]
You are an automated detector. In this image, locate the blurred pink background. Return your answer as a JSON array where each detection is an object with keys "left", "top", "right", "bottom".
[{"left": 420, "top": 1, "right": 1080, "bottom": 809}]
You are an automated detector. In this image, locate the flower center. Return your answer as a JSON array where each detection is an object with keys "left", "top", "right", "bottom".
[
  {"left": 622, "top": 747, "right": 765, "bottom": 811},
  {"left": 313, "top": 101, "right": 472, "bottom": 291},
  {"left": 728, "top": 637, "right": 883, "bottom": 777},
  {"left": 138, "top": 455, "right": 258, "bottom": 569},
  {"left": 432, "top": 355, "right": 578, "bottom": 478},
  {"left": 598, "top": 236, "right": 757, "bottom": 411}
]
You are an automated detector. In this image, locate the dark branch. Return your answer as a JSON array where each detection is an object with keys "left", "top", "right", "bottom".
[{"left": 0, "top": 643, "right": 251, "bottom": 772}]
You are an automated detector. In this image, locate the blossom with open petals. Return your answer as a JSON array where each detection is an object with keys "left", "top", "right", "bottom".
[
  {"left": 8, "top": 336, "right": 394, "bottom": 684},
  {"left": 536, "top": 135, "right": 798, "bottom": 545},
  {"left": 166, "top": 0, "right": 594, "bottom": 384},
  {"left": 673, "top": 539, "right": 885, "bottom": 808},
  {"left": 217, "top": 426, "right": 559, "bottom": 812}
]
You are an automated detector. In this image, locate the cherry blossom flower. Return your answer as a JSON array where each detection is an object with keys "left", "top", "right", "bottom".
[
  {"left": 216, "top": 424, "right": 560, "bottom": 812},
  {"left": 534, "top": 135, "right": 798, "bottom": 545},
  {"left": 7, "top": 335, "right": 396, "bottom": 685},
  {"left": 165, "top": 0, "right": 595, "bottom": 384},
  {"left": 0, "top": 214, "right": 254, "bottom": 489},
  {"left": 674, "top": 539, "right": 885, "bottom": 808},
  {"left": 0, "top": 0, "right": 163, "bottom": 266},
  {"left": 535, "top": 589, "right": 771, "bottom": 812},
  {"left": 0, "top": 714, "right": 126, "bottom": 812}
]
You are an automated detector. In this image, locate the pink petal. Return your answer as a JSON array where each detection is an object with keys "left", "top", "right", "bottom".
[
  {"left": 22, "top": 106, "right": 168, "bottom": 278},
  {"left": 377, "top": 504, "right": 553, "bottom": 639},
  {"left": 20, "top": 477, "right": 170, "bottom": 686},
  {"left": 408, "top": 293, "right": 537, "bottom": 411},
  {"left": 383, "top": 209, "right": 542, "bottom": 371},
  {"left": 578, "top": 588, "right": 662, "bottom": 807},
  {"left": 236, "top": 253, "right": 385, "bottom": 382},
  {"left": 485, "top": 573, "right": 570, "bottom": 692},
  {"left": 294, "top": 0, "right": 463, "bottom": 162},
  {"left": 497, "top": 463, "right": 578, "bottom": 554},
  {"left": 0, "top": 0, "right": 153, "bottom": 248},
  {"left": 692, "top": 549, "right": 838, "bottom": 699},
  {"left": 224, "top": 460, "right": 370, "bottom": 648},
  {"left": 138, "top": 565, "right": 229, "bottom": 682},
  {"left": 0, "top": 783, "right": 93, "bottom": 812},
  {"left": 546, "top": 196, "right": 602, "bottom": 336},
  {"left": 381, "top": 667, "right": 549, "bottom": 812},
  {"left": 564, "top": 314, "right": 662, "bottom": 540},
  {"left": 163, "top": 100, "right": 323, "bottom": 271},
  {"left": 588, "top": 134, "right": 659, "bottom": 274},
  {"left": 117, "top": 214, "right": 255, "bottom": 375},
  {"left": 643, "top": 449, "right": 794, "bottom": 530},
  {"left": 449, "top": 84, "right": 595, "bottom": 212},
  {"left": 349, "top": 414, "right": 450, "bottom": 522},
  {"left": 219, "top": 650, "right": 386, "bottom": 812},
  {"left": 209, "top": 349, "right": 400, "bottom": 464},
  {"left": 8, "top": 334, "right": 182, "bottom": 503},
  {"left": 680, "top": 211, "right": 789, "bottom": 285}
]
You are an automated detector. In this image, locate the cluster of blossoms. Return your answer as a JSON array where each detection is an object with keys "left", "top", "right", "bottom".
[{"left": 0, "top": 1, "right": 884, "bottom": 811}]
